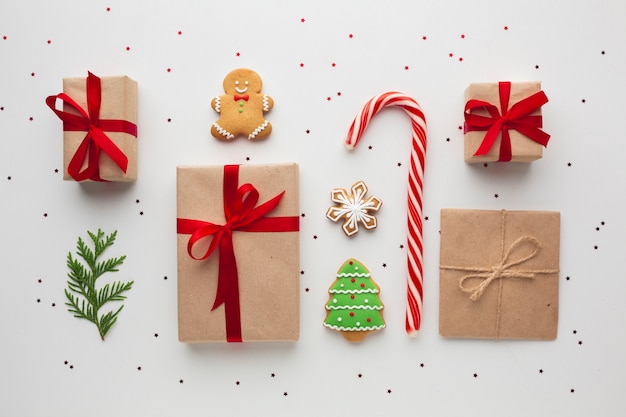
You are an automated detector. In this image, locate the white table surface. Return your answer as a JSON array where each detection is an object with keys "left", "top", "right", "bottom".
[{"left": 1, "top": 1, "right": 625, "bottom": 415}]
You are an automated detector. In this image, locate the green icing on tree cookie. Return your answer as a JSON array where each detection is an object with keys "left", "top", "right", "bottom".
[{"left": 323, "top": 259, "right": 385, "bottom": 341}]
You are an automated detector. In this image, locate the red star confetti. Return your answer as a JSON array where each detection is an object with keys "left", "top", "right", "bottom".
[
  {"left": 404, "top": 66, "right": 409, "bottom": 70},
  {"left": 106, "top": 7, "right": 110, "bottom": 12},
  {"left": 300, "top": 18, "right": 305, "bottom": 23},
  {"left": 2, "top": 35, "right": 7, "bottom": 40},
  {"left": 236, "top": 52, "right": 240, "bottom": 57},
  {"left": 504, "top": 25, "right": 509, "bottom": 30},
  {"left": 178, "top": 30, "right": 182, "bottom": 35},
  {"left": 299, "top": 63, "right": 304, "bottom": 67},
  {"left": 126, "top": 46, "right": 131, "bottom": 51},
  {"left": 460, "top": 34, "right": 465, "bottom": 39},
  {"left": 166, "top": 68, "right": 171, "bottom": 72},
  {"left": 422, "top": 35, "right": 427, "bottom": 40},
  {"left": 348, "top": 33, "right": 353, "bottom": 38},
  {"left": 47, "top": 39, "right": 51, "bottom": 44}
]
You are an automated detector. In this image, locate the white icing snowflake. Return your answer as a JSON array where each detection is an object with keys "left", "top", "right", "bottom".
[{"left": 325, "top": 181, "right": 382, "bottom": 237}]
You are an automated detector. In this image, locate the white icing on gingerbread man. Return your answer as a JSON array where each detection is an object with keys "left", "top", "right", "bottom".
[{"left": 210, "top": 68, "right": 274, "bottom": 141}]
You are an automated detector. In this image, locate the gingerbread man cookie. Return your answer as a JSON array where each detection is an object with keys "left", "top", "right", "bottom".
[{"left": 211, "top": 68, "right": 274, "bottom": 141}]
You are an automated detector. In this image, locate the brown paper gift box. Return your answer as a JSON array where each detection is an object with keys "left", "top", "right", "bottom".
[
  {"left": 464, "top": 81, "right": 547, "bottom": 163},
  {"left": 61, "top": 74, "right": 138, "bottom": 181},
  {"left": 177, "top": 164, "right": 300, "bottom": 342},
  {"left": 439, "top": 209, "right": 560, "bottom": 340}
]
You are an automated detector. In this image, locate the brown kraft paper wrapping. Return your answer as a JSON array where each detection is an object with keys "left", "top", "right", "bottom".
[
  {"left": 62, "top": 75, "right": 138, "bottom": 181},
  {"left": 439, "top": 209, "right": 560, "bottom": 340},
  {"left": 177, "top": 164, "right": 300, "bottom": 342},
  {"left": 464, "top": 81, "right": 544, "bottom": 163}
]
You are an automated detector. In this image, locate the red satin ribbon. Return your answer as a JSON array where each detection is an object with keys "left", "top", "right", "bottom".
[
  {"left": 177, "top": 165, "right": 299, "bottom": 342},
  {"left": 464, "top": 81, "right": 550, "bottom": 162},
  {"left": 46, "top": 72, "right": 137, "bottom": 181},
  {"left": 234, "top": 94, "right": 249, "bottom": 101}
]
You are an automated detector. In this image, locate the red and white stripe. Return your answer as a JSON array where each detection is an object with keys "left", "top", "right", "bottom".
[{"left": 345, "top": 92, "right": 427, "bottom": 336}]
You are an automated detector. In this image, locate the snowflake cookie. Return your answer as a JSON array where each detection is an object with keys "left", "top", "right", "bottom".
[{"left": 326, "top": 181, "right": 382, "bottom": 237}]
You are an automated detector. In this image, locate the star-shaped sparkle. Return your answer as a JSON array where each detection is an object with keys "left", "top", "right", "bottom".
[{"left": 325, "top": 181, "right": 382, "bottom": 237}]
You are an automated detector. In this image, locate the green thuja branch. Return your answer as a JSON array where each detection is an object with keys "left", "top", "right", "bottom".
[{"left": 65, "top": 229, "right": 133, "bottom": 340}]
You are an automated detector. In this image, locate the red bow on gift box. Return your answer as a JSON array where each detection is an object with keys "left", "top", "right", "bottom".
[
  {"left": 177, "top": 165, "right": 299, "bottom": 343},
  {"left": 46, "top": 72, "right": 137, "bottom": 181},
  {"left": 464, "top": 81, "right": 550, "bottom": 162}
]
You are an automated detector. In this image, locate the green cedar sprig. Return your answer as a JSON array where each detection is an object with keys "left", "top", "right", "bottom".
[{"left": 65, "top": 229, "right": 133, "bottom": 341}]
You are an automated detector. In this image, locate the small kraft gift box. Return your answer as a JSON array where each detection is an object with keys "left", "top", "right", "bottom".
[
  {"left": 463, "top": 81, "right": 550, "bottom": 163},
  {"left": 46, "top": 71, "right": 138, "bottom": 182},
  {"left": 176, "top": 163, "right": 300, "bottom": 342},
  {"left": 439, "top": 209, "right": 560, "bottom": 340}
]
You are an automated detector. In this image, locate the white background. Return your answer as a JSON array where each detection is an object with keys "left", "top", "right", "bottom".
[{"left": 1, "top": 0, "right": 625, "bottom": 415}]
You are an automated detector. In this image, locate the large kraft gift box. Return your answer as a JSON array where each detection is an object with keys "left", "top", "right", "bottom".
[
  {"left": 463, "top": 81, "right": 550, "bottom": 163},
  {"left": 439, "top": 209, "right": 560, "bottom": 340},
  {"left": 176, "top": 163, "right": 300, "bottom": 342},
  {"left": 47, "top": 72, "right": 138, "bottom": 182}
]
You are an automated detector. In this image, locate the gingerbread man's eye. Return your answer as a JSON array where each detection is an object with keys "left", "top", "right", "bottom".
[
  {"left": 245, "top": 81, "right": 249, "bottom": 85},
  {"left": 235, "top": 81, "right": 239, "bottom": 85}
]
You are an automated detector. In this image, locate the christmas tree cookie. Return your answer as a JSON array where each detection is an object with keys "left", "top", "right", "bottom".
[{"left": 323, "top": 259, "right": 385, "bottom": 342}]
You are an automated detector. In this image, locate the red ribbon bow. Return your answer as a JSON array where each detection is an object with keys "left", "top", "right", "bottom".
[
  {"left": 177, "top": 165, "right": 299, "bottom": 342},
  {"left": 464, "top": 82, "right": 550, "bottom": 162},
  {"left": 234, "top": 94, "right": 249, "bottom": 101},
  {"left": 46, "top": 72, "right": 137, "bottom": 181}
]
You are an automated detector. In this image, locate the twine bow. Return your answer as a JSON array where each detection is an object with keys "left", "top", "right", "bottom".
[{"left": 445, "top": 236, "right": 556, "bottom": 301}]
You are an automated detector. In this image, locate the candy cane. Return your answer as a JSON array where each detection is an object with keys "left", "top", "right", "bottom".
[{"left": 345, "top": 91, "right": 427, "bottom": 336}]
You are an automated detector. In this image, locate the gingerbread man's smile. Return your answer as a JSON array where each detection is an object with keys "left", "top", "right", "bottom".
[{"left": 235, "top": 80, "right": 248, "bottom": 93}]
